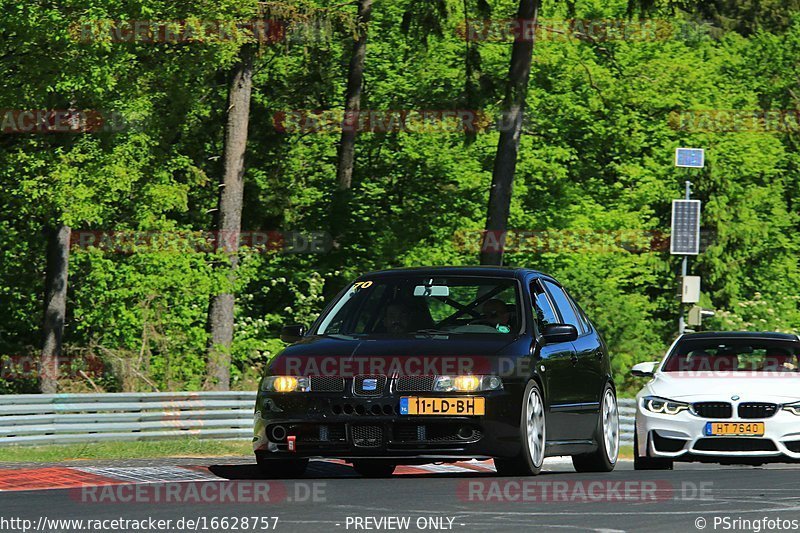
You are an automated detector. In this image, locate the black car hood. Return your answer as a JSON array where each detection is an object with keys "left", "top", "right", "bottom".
[{"left": 267, "top": 335, "right": 523, "bottom": 376}]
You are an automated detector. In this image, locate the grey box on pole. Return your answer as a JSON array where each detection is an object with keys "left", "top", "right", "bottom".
[{"left": 682, "top": 276, "right": 701, "bottom": 303}]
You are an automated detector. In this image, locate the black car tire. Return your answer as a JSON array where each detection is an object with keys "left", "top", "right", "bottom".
[
  {"left": 256, "top": 456, "right": 309, "bottom": 478},
  {"left": 352, "top": 460, "right": 396, "bottom": 478},
  {"left": 572, "top": 384, "right": 619, "bottom": 473},
  {"left": 494, "top": 380, "right": 546, "bottom": 476},
  {"left": 633, "top": 429, "right": 673, "bottom": 470}
]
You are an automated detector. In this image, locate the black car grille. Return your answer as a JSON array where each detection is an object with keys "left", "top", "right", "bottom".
[
  {"left": 692, "top": 402, "right": 732, "bottom": 419},
  {"left": 694, "top": 438, "right": 776, "bottom": 452},
  {"left": 310, "top": 376, "right": 345, "bottom": 392},
  {"left": 738, "top": 403, "right": 778, "bottom": 419},
  {"left": 271, "top": 423, "right": 347, "bottom": 443},
  {"left": 352, "top": 425, "right": 383, "bottom": 447},
  {"left": 395, "top": 375, "right": 435, "bottom": 392},
  {"left": 353, "top": 375, "right": 387, "bottom": 396},
  {"left": 323, "top": 424, "right": 347, "bottom": 442},
  {"left": 330, "top": 403, "right": 396, "bottom": 416},
  {"left": 393, "top": 423, "right": 482, "bottom": 443}
]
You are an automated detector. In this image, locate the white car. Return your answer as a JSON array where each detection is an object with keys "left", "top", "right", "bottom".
[{"left": 632, "top": 331, "right": 800, "bottom": 470}]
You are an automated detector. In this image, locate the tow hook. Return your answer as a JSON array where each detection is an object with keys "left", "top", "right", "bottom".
[{"left": 287, "top": 435, "right": 297, "bottom": 453}]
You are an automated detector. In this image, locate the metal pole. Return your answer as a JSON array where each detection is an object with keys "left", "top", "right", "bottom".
[{"left": 678, "top": 180, "right": 692, "bottom": 335}]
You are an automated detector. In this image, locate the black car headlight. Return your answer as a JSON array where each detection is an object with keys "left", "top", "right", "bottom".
[
  {"left": 782, "top": 402, "right": 800, "bottom": 415},
  {"left": 433, "top": 375, "right": 503, "bottom": 392},
  {"left": 643, "top": 395, "right": 689, "bottom": 415},
  {"left": 260, "top": 376, "right": 311, "bottom": 393}
]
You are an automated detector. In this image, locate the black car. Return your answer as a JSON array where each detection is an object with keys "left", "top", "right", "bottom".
[{"left": 254, "top": 267, "right": 619, "bottom": 477}]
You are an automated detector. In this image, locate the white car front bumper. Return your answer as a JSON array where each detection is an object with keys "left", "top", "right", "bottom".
[{"left": 635, "top": 399, "right": 800, "bottom": 460}]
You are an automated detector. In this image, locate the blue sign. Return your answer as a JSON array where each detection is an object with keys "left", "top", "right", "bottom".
[
  {"left": 362, "top": 378, "right": 378, "bottom": 391},
  {"left": 675, "top": 148, "right": 705, "bottom": 168}
]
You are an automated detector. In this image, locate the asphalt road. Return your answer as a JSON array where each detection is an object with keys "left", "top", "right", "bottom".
[{"left": 2, "top": 458, "right": 800, "bottom": 533}]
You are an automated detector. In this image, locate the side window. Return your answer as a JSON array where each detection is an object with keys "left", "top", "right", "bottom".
[
  {"left": 543, "top": 281, "right": 582, "bottom": 331},
  {"left": 531, "top": 281, "right": 558, "bottom": 328},
  {"left": 568, "top": 294, "right": 591, "bottom": 335}
]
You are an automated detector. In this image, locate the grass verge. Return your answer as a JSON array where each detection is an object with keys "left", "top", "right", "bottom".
[
  {"left": 0, "top": 439, "right": 252, "bottom": 463},
  {"left": 0, "top": 441, "right": 635, "bottom": 464}
]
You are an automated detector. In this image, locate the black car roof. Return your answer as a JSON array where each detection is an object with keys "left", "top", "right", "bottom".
[
  {"left": 357, "top": 266, "right": 551, "bottom": 281},
  {"left": 681, "top": 331, "right": 800, "bottom": 342}
]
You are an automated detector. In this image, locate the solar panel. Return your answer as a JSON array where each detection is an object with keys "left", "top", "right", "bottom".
[
  {"left": 671, "top": 199, "right": 701, "bottom": 255},
  {"left": 675, "top": 148, "right": 705, "bottom": 168}
]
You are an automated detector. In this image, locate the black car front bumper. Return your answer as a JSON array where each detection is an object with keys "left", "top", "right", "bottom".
[{"left": 253, "top": 387, "right": 523, "bottom": 461}]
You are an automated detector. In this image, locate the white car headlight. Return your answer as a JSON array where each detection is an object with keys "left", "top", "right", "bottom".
[
  {"left": 643, "top": 395, "right": 689, "bottom": 415},
  {"left": 260, "top": 376, "right": 311, "bottom": 393},
  {"left": 433, "top": 375, "right": 503, "bottom": 392},
  {"left": 782, "top": 402, "right": 800, "bottom": 415}
]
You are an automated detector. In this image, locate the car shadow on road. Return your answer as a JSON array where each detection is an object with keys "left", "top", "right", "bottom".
[
  {"left": 208, "top": 461, "right": 357, "bottom": 480},
  {"left": 206, "top": 461, "right": 577, "bottom": 480}
]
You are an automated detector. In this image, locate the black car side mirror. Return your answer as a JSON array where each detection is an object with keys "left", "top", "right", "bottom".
[
  {"left": 541, "top": 323, "right": 578, "bottom": 344},
  {"left": 280, "top": 324, "right": 306, "bottom": 343}
]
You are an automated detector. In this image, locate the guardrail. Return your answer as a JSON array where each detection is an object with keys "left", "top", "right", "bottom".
[
  {"left": 0, "top": 392, "right": 637, "bottom": 449},
  {"left": 619, "top": 398, "right": 636, "bottom": 447},
  {"left": 0, "top": 392, "right": 256, "bottom": 446}
]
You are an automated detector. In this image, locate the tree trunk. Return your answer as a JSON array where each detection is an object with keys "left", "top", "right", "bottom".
[
  {"left": 479, "top": 0, "right": 539, "bottom": 266},
  {"left": 41, "top": 224, "right": 71, "bottom": 394},
  {"left": 207, "top": 45, "right": 255, "bottom": 391},
  {"left": 330, "top": 0, "right": 373, "bottom": 247}
]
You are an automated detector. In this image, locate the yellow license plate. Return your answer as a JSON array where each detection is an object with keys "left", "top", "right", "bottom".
[
  {"left": 705, "top": 422, "right": 765, "bottom": 436},
  {"left": 400, "top": 397, "right": 485, "bottom": 416}
]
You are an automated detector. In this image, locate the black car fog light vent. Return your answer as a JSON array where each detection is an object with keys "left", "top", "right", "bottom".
[
  {"left": 784, "top": 440, "right": 800, "bottom": 453},
  {"left": 652, "top": 431, "right": 686, "bottom": 453}
]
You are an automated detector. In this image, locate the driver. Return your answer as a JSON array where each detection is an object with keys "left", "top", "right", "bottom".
[
  {"left": 383, "top": 302, "right": 411, "bottom": 335},
  {"left": 477, "top": 299, "right": 510, "bottom": 327}
]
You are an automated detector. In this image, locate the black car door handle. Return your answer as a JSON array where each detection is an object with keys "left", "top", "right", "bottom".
[{"left": 570, "top": 355, "right": 579, "bottom": 365}]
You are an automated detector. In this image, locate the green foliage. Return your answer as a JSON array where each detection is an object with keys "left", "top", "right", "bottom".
[{"left": 1, "top": 0, "right": 799, "bottom": 396}]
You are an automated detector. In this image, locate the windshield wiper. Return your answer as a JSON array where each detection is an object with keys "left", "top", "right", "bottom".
[{"left": 414, "top": 328, "right": 458, "bottom": 336}]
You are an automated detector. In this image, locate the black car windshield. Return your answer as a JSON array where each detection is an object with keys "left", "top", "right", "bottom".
[
  {"left": 315, "top": 276, "right": 521, "bottom": 337},
  {"left": 662, "top": 338, "right": 800, "bottom": 372}
]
